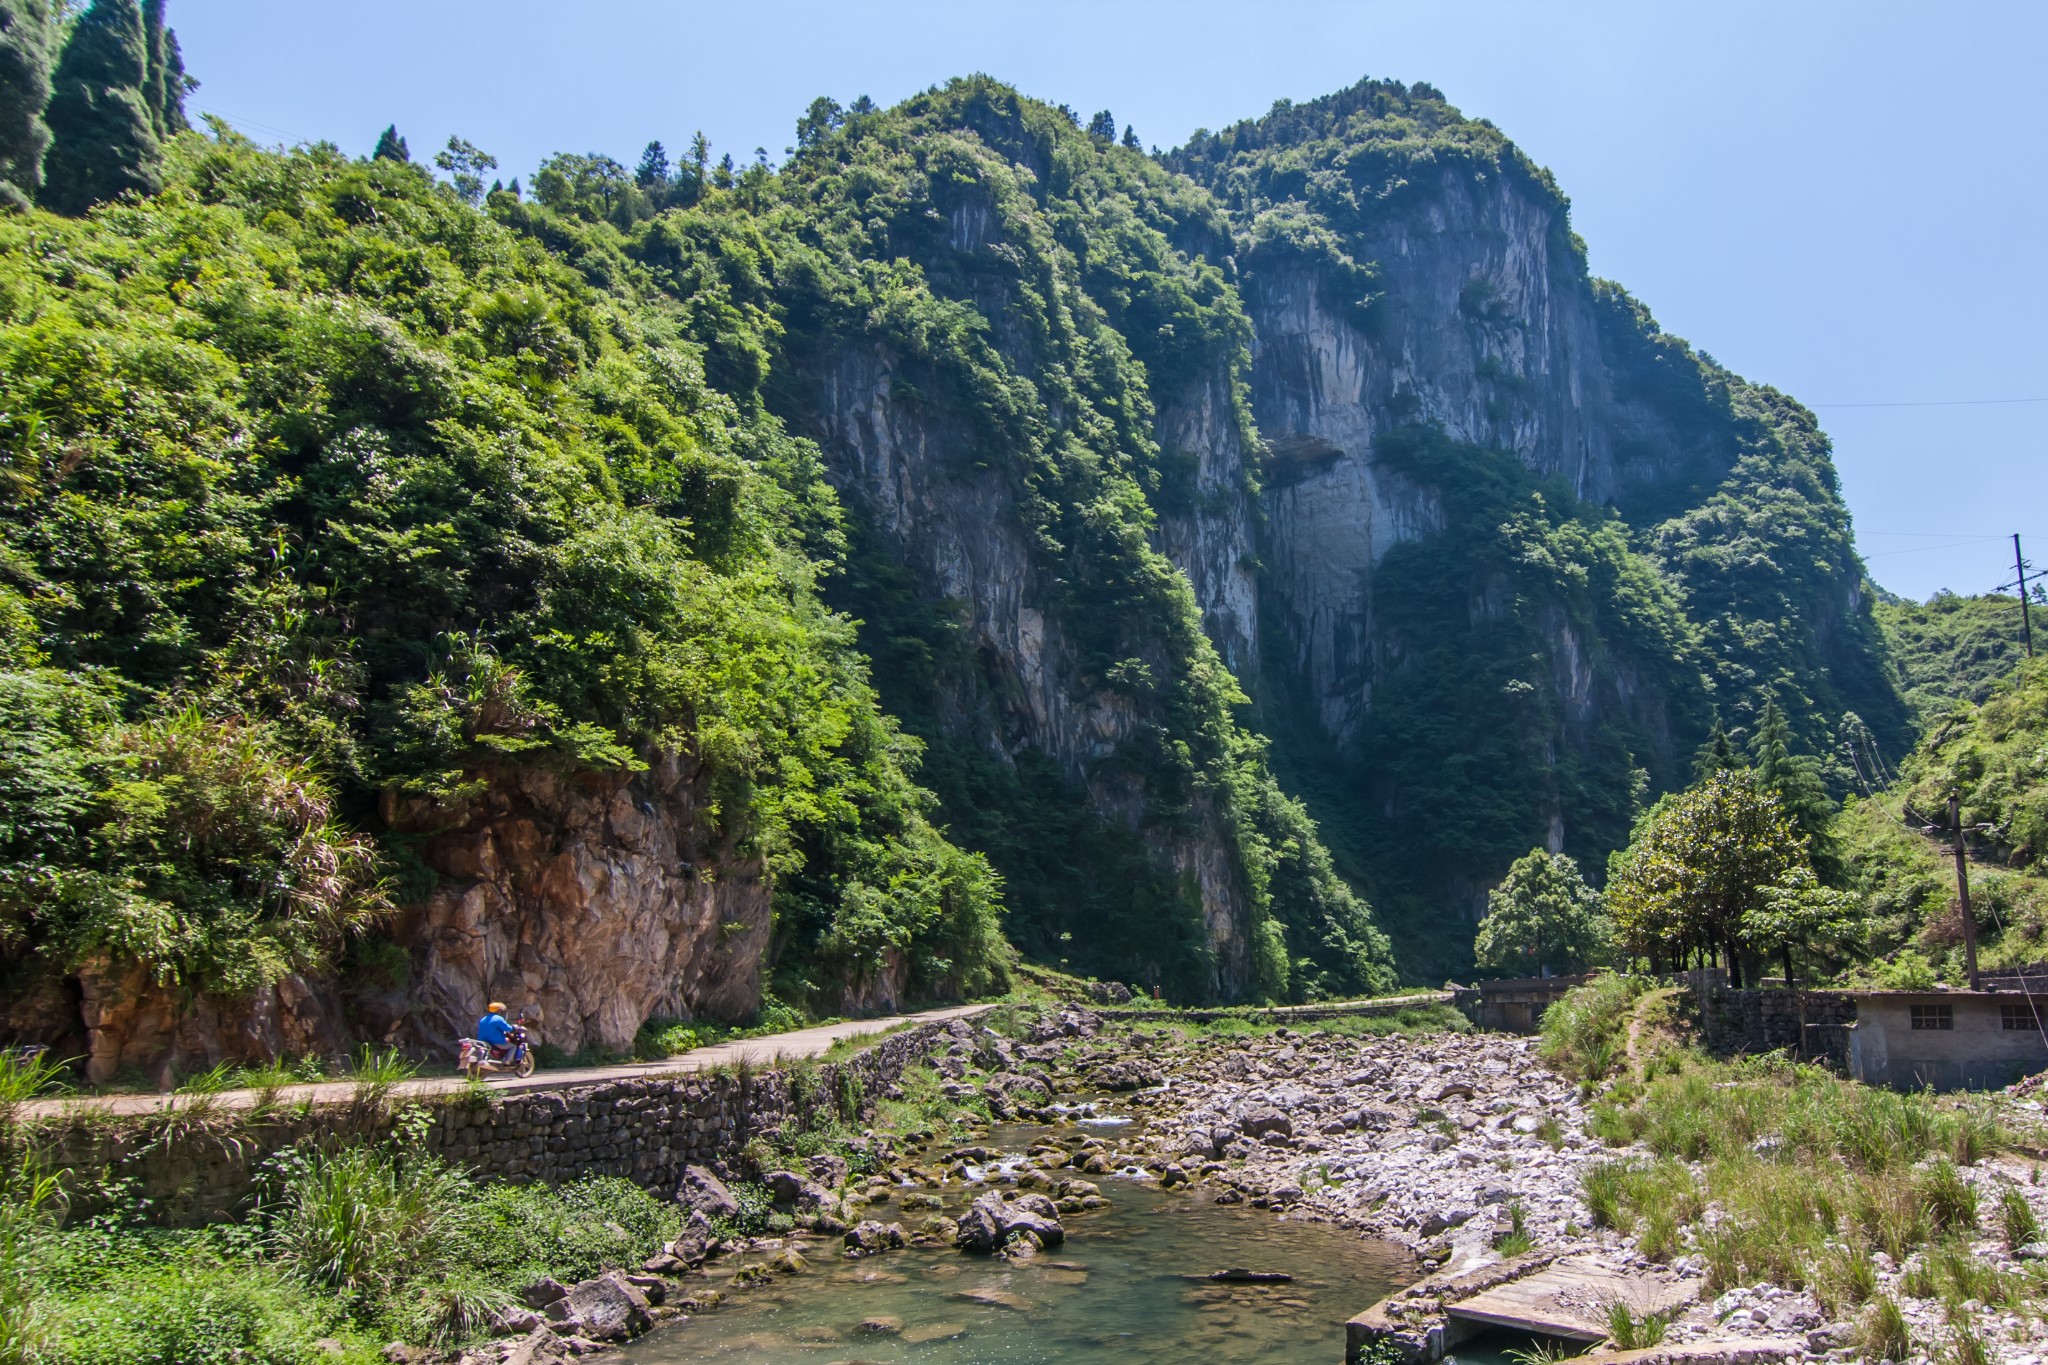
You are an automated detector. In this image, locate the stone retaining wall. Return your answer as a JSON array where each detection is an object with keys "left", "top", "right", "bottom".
[
  {"left": 31, "top": 1021, "right": 960, "bottom": 1226},
  {"left": 1697, "top": 986, "right": 1857, "bottom": 1066}
]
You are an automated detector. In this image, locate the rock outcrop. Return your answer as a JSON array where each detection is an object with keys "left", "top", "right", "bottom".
[
  {"left": 378, "top": 755, "right": 770, "bottom": 1058},
  {"left": 35, "top": 753, "right": 770, "bottom": 1081}
]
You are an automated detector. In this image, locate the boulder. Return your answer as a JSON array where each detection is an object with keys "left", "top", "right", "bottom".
[
  {"left": 675, "top": 1166, "right": 740, "bottom": 1221},
  {"left": 805, "top": 1153, "right": 850, "bottom": 1189},
  {"left": 955, "top": 1193, "right": 1007, "bottom": 1254},
  {"left": 1236, "top": 1106, "right": 1292, "bottom": 1140},
  {"left": 763, "top": 1169, "right": 833, "bottom": 1210},
  {"left": 1093, "top": 1059, "right": 1164, "bottom": 1091},
  {"left": 519, "top": 1277, "right": 569, "bottom": 1310},
  {"left": 552, "top": 1273, "right": 653, "bottom": 1341},
  {"left": 844, "top": 1220, "right": 908, "bottom": 1256}
]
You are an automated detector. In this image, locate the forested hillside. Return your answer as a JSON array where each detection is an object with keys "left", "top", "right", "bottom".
[
  {"left": 1166, "top": 80, "right": 1907, "bottom": 976},
  {"left": 0, "top": 40, "right": 1930, "bottom": 1074}
]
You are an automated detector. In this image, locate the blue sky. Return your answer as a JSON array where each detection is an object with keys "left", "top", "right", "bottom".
[{"left": 171, "top": 0, "right": 2047, "bottom": 601}]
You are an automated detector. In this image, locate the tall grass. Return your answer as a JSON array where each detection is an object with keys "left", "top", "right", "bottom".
[
  {"left": 1581, "top": 1047, "right": 2008, "bottom": 1294},
  {"left": 271, "top": 1147, "right": 469, "bottom": 1302},
  {"left": 0, "top": 1149, "right": 64, "bottom": 1365},
  {"left": 1537, "top": 972, "right": 1646, "bottom": 1082},
  {"left": 0, "top": 1048, "right": 72, "bottom": 1125}
]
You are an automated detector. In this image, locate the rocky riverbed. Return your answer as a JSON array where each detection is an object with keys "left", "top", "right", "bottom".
[{"left": 448, "top": 1005, "right": 2048, "bottom": 1365}]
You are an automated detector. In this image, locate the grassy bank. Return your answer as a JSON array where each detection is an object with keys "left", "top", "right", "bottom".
[
  {"left": 5, "top": 1127, "right": 687, "bottom": 1365},
  {"left": 1545, "top": 975, "right": 2048, "bottom": 1358}
]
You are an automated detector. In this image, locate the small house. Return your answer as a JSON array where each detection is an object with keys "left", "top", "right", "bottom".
[{"left": 1845, "top": 989, "right": 2048, "bottom": 1092}]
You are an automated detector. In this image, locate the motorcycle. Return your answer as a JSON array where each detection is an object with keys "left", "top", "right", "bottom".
[{"left": 458, "top": 1012, "right": 536, "bottom": 1080}]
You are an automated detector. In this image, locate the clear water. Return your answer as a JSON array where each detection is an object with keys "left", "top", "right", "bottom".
[{"left": 624, "top": 1127, "right": 1415, "bottom": 1364}]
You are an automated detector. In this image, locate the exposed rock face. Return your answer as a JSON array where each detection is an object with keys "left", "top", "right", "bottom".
[
  {"left": 64, "top": 961, "right": 348, "bottom": 1087},
  {"left": 28, "top": 756, "right": 772, "bottom": 1080},
  {"left": 803, "top": 343, "right": 1257, "bottom": 997},
  {"left": 381, "top": 756, "right": 770, "bottom": 1057},
  {"left": 1243, "top": 167, "right": 1729, "bottom": 752}
]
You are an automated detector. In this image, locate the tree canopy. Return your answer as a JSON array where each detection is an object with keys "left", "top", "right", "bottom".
[{"left": 1473, "top": 849, "right": 1609, "bottom": 976}]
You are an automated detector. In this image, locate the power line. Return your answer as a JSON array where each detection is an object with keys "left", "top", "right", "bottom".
[{"left": 1809, "top": 397, "right": 2048, "bottom": 409}]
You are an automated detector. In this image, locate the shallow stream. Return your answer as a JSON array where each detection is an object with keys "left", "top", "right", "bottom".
[{"left": 623, "top": 1122, "right": 1416, "bottom": 1364}]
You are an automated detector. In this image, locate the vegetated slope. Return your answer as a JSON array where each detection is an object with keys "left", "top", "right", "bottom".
[
  {"left": 1836, "top": 655, "right": 2048, "bottom": 981},
  {"left": 738, "top": 79, "right": 1395, "bottom": 1001},
  {"left": 1166, "top": 78, "right": 1909, "bottom": 977},
  {"left": 1876, "top": 590, "right": 2035, "bottom": 724},
  {"left": 0, "top": 133, "right": 1008, "bottom": 1074}
]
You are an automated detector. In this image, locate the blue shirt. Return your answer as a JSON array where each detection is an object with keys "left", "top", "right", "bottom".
[{"left": 477, "top": 1012, "right": 512, "bottom": 1046}]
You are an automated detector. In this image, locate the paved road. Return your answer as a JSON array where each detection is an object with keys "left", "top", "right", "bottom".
[{"left": 21, "top": 1003, "right": 997, "bottom": 1120}]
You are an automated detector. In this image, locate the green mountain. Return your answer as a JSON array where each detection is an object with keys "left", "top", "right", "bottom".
[{"left": 0, "top": 68, "right": 1915, "bottom": 1075}]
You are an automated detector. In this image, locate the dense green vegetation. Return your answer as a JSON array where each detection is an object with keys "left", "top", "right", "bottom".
[
  {"left": 1877, "top": 590, "right": 2035, "bottom": 723},
  {"left": 1472, "top": 849, "right": 1610, "bottom": 976},
  {"left": 1834, "top": 655, "right": 2048, "bottom": 978},
  {"left": 0, "top": 129, "right": 1008, "bottom": 1017}
]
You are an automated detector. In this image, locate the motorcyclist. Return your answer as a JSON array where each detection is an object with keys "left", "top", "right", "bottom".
[{"left": 477, "top": 1001, "right": 514, "bottom": 1062}]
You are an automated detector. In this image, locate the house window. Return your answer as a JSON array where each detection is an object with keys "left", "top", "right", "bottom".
[
  {"left": 2003, "top": 1002, "right": 2042, "bottom": 1032},
  {"left": 1910, "top": 1004, "right": 1953, "bottom": 1031}
]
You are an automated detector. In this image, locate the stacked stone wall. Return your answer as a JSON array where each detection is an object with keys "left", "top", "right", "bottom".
[
  {"left": 33, "top": 1021, "right": 956, "bottom": 1227},
  {"left": 1696, "top": 986, "right": 1858, "bottom": 1065}
]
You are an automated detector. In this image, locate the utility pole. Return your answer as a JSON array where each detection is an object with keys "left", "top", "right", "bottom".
[
  {"left": 2017, "top": 534, "right": 2036, "bottom": 658},
  {"left": 1949, "top": 791, "right": 1981, "bottom": 990}
]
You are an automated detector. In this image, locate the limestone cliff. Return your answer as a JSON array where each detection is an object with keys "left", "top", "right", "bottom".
[{"left": 1166, "top": 78, "right": 1906, "bottom": 972}]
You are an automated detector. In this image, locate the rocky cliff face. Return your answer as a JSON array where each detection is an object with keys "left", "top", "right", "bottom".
[
  {"left": 1244, "top": 165, "right": 1729, "bottom": 752},
  {"left": 377, "top": 757, "right": 772, "bottom": 1058},
  {"left": 802, "top": 342, "right": 1256, "bottom": 996}
]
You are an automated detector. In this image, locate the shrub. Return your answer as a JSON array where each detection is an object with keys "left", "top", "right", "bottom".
[
  {"left": 1998, "top": 1184, "right": 2041, "bottom": 1250},
  {"left": 44, "top": 1261, "right": 373, "bottom": 1365},
  {"left": 270, "top": 1147, "right": 470, "bottom": 1303}
]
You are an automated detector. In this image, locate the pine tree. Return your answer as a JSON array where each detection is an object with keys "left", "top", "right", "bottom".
[
  {"left": 1748, "top": 696, "right": 1837, "bottom": 875},
  {"left": 0, "top": 0, "right": 58, "bottom": 209},
  {"left": 140, "top": 0, "right": 164, "bottom": 135},
  {"left": 1087, "top": 109, "right": 1116, "bottom": 142},
  {"left": 371, "top": 124, "right": 409, "bottom": 163},
  {"left": 139, "top": 0, "right": 187, "bottom": 135},
  {"left": 158, "top": 26, "right": 188, "bottom": 131},
  {"left": 1692, "top": 715, "right": 1739, "bottom": 780},
  {"left": 634, "top": 139, "right": 668, "bottom": 187},
  {"left": 1121, "top": 124, "right": 1140, "bottom": 150},
  {"left": 39, "top": 0, "right": 163, "bottom": 215}
]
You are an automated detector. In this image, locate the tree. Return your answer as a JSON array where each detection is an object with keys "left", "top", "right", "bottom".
[
  {"left": 795, "top": 96, "right": 843, "bottom": 151},
  {"left": 1692, "top": 714, "right": 1738, "bottom": 780},
  {"left": 1749, "top": 695, "right": 1836, "bottom": 873},
  {"left": 39, "top": 0, "right": 163, "bottom": 215},
  {"left": 432, "top": 134, "right": 496, "bottom": 206},
  {"left": 1087, "top": 109, "right": 1116, "bottom": 142},
  {"left": 1741, "top": 864, "right": 1859, "bottom": 987},
  {"left": 140, "top": 0, "right": 190, "bottom": 136},
  {"left": 371, "top": 124, "right": 409, "bottom": 163},
  {"left": 1473, "top": 848, "right": 1609, "bottom": 976},
  {"left": 1121, "top": 123, "right": 1140, "bottom": 150},
  {"left": 0, "top": 0, "right": 58, "bottom": 209},
  {"left": 1606, "top": 768, "right": 1807, "bottom": 985},
  {"left": 634, "top": 139, "right": 668, "bottom": 187}
]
